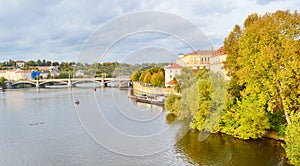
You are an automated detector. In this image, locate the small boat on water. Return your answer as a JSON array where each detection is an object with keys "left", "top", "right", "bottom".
[
  {"left": 74, "top": 98, "right": 80, "bottom": 105},
  {"left": 134, "top": 94, "right": 166, "bottom": 106}
]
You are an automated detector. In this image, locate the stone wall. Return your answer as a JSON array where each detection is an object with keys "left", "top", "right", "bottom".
[{"left": 133, "top": 82, "right": 176, "bottom": 95}]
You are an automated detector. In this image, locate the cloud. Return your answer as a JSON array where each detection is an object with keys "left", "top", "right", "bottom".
[
  {"left": 0, "top": 0, "right": 299, "bottom": 62},
  {"left": 77, "top": 11, "right": 213, "bottom": 64}
]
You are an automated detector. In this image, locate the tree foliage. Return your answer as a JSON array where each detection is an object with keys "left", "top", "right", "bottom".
[
  {"left": 150, "top": 71, "right": 164, "bottom": 87},
  {"left": 0, "top": 77, "right": 7, "bottom": 90},
  {"left": 236, "top": 11, "right": 300, "bottom": 124},
  {"left": 130, "top": 66, "right": 165, "bottom": 87},
  {"left": 164, "top": 10, "right": 299, "bottom": 163},
  {"left": 223, "top": 24, "right": 244, "bottom": 101},
  {"left": 284, "top": 112, "right": 300, "bottom": 166},
  {"left": 190, "top": 69, "right": 211, "bottom": 130},
  {"left": 165, "top": 68, "right": 225, "bottom": 133},
  {"left": 165, "top": 94, "right": 181, "bottom": 115},
  {"left": 131, "top": 70, "right": 141, "bottom": 81},
  {"left": 58, "top": 72, "right": 71, "bottom": 79},
  {"left": 220, "top": 94, "right": 270, "bottom": 139},
  {"left": 222, "top": 10, "right": 300, "bottom": 162}
]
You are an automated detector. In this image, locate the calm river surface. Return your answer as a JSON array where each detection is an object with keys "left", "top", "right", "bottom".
[{"left": 0, "top": 88, "right": 289, "bottom": 166}]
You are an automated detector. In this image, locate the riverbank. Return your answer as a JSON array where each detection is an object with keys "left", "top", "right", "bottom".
[
  {"left": 264, "top": 131, "right": 285, "bottom": 141},
  {"left": 165, "top": 110, "right": 285, "bottom": 142},
  {"left": 133, "top": 82, "right": 177, "bottom": 95}
]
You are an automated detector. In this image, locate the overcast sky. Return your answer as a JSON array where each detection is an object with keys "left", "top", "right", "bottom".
[{"left": 0, "top": 0, "right": 299, "bottom": 63}]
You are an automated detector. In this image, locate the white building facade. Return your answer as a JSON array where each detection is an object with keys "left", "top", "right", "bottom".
[
  {"left": 0, "top": 69, "right": 32, "bottom": 81},
  {"left": 15, "top": 60, "right": 25, "bottom": 68},
  {"left": 164, "top": 63, "right": 182, "bottom": 87},
  {"left": 210, "top": 46, "right": 229, "bottom": 80}
]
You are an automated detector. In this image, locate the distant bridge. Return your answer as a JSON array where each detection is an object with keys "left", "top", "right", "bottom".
[{"left": 9, "top": 77, "right": 130, "bottom": 88}]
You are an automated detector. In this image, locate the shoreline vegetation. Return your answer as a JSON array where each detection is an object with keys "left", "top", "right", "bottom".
[
  {"left": 132, "top": 10, "right": 300, "bottom": 166},
  {"left": 133, "top": 73, "right": 285, "bottom": 141}
]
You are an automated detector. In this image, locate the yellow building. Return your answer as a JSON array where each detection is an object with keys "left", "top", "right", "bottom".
[{"left": 176, "top": 50, "right": 214, "bottom": 69}]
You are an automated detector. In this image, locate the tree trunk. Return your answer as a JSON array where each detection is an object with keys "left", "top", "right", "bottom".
[
  {"left": 279, "top": 82, "right": 291, "bottom": 124},
  {"left": 283, "top": 107, "right": 291, "bottom": 124}
]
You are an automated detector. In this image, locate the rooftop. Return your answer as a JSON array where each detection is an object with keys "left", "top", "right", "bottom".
[
  {"left": 166, "top": 63, "right": 182, "bottom": 69},
  {"left": 16, "top": 60, "right": 25, "bottom": 63},
  {"left": 186, "top": 50, "right": 214, "bottom": 56},
  {"left": 213, "top": 46, "right": 227, "bottom": 56},
  {"left": 166, "top": 80, "right": 176, "bottom": 85}
]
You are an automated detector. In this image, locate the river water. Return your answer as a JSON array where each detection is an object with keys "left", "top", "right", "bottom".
[{"left": 0, "top": 88, "right": 289, "bottom": 166}]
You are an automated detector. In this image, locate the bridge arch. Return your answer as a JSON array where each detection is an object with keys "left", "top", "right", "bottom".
[
  {"left": 72, "top": 80, "right": 101, "bottom": 85},
  {"left": 39, "top": 80, "right": 68, "bottom": 86},
  {"left": 12, "top": 81, "right": 36, "bottom": 87}
]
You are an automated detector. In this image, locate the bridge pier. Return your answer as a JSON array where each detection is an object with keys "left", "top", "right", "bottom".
[
  {"left": 6, "top": 82, "right": 12, "bottom": 89},
  {"left": 68, "top": 78, "right": 72, "bottom": 87},
  {"left": 100, "top": 77, "right": 104, "bottom": 87},
  {"left": 36, "top": 80, "right": 40, "bottom": 88}
]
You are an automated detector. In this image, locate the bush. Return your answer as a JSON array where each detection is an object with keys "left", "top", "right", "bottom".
[
  {"left": 165, "top": 94, "right": 181, "bottom": 115},
  {"left": 284, "top": 112, "right": 300, "bottom": 166}
]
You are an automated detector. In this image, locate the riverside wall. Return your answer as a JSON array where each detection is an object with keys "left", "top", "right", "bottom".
[{"left": 133, "top": 82, "right": 176, "bottom": 95}]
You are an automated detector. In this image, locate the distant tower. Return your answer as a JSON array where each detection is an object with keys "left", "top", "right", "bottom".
[{"left": 178, "top": 53, "right": 184, "bottom": 58}]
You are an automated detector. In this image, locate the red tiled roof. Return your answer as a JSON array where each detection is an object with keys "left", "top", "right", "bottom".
[
  {"left": 192, "top": 69, "right": 199, "bottom": 73},
  {"left": 37, "top": 66, "right": 50, "bottom": 71},
  {"left": 166, "top": 63, "right": 182, "bottom": 69},
  {"left": 16, "top": 60, "right": 25, "bottom": 63},
  {"left": 0, "top": 70, "right": 7, "bottom": 73},
  {"left": 167, "top": 80, "right": 176, "bottom": 85},
  {"left": 186, "top": 50, "right": 214, "bottom": 56},
  {"left": 213, "top": 46, "right": 227, "bottom": 56}
]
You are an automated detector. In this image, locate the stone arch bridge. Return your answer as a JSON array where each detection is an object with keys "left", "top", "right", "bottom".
[{"left": 9, "top": 77, "right": 130, "bottom": 88}]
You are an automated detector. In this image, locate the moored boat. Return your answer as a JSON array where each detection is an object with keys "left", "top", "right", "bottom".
[{"left": 134, "top": 94, "right": 166, "bottom": 106}]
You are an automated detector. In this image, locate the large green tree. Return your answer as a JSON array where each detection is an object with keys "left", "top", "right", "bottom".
[
  {"left": 223, "top": 10, "right": 300, "bottom": 163},
  {"left": 165, "top": 67, "right": 226, "bottom": 135},
  {"left": 236, "top": 10, "right": 300, "bottom": 125},
  {"left": 223, "top": 24, "right": 244, "bottom": 101}
]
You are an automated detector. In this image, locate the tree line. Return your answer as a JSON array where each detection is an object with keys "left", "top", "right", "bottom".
[
  {"left": 0, "top": 60, "right": 170, "bottom": 80},
  {"left": 0, "top": 59, "right": 59, "bottom": 68},
  {"left": 131, "top": 66, "right": 165, "bottom": 87}
]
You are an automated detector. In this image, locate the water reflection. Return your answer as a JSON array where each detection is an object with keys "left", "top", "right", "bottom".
[
  {"left": 175, "top": 131, "right": 289, "bottom": 166},
  {"left": 0, "top": 88, "right": 290, "bottom": 165}
]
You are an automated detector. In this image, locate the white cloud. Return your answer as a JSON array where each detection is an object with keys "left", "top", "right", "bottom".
[{"left": 0, "top": 0, "right": 299, "bottom": 62}]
